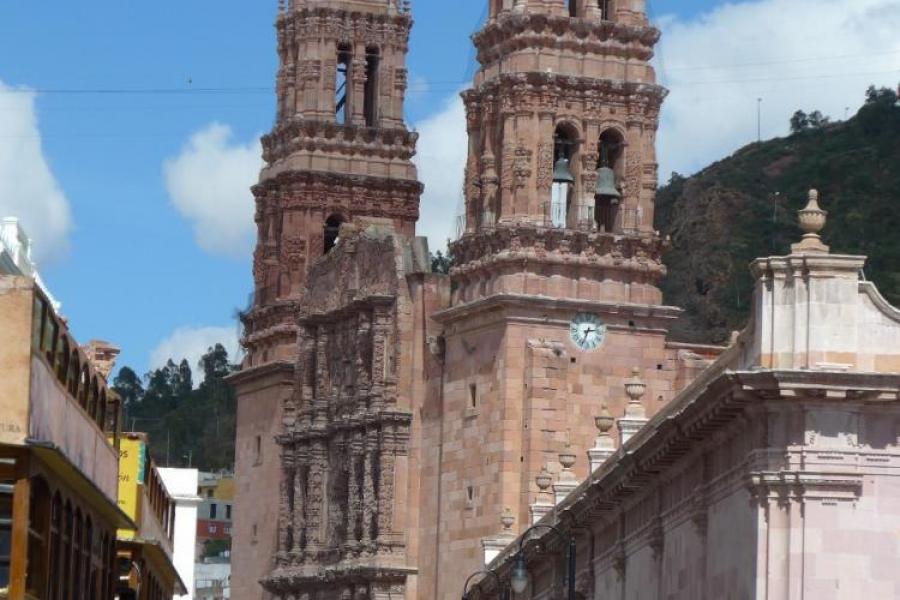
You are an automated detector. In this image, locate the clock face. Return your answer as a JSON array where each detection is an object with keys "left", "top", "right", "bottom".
[{"left": 569, "top": 313, "right": 605, "bottom": 351}]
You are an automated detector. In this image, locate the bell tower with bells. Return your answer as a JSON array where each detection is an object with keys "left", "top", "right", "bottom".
[{"left": 429, "top": 1, "right": 684, "bottom": 597}]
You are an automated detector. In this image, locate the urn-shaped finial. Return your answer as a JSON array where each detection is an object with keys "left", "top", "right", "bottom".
[
  {"left": 595, "top": 404, "right": 614, "bottom": 434},
  {"left": 625, "top": 367, "right": 646, "bottom": 402},
  {"left": 535, "top": 466, "right": 553, "bottom": 491},
  {"left": 501, "top": 508, "right": 515, "bottom": 531},
  {"left": 792, "top": 189, "right": 830, "bottom": 254},
  {"left": 559, "top": 445, "right": 577, "bottom": 470}
]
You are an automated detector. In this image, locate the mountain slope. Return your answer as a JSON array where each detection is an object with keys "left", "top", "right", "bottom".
[{"left": 655, "top": 87, "right": 900, "bottom": 344}]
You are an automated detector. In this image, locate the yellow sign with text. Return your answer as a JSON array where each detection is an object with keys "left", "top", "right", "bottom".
[{"left": 113, "top": 436, "right": 146, "bottom": 537}]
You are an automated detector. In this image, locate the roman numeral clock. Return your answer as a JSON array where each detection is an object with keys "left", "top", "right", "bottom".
[{"left": 569, "top": 313, "right": 606, "bottom": 351}]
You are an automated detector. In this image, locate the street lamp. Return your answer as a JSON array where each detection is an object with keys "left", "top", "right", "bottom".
[
  {"left": 508, "top": 524, "right": 576, "bottom": 599},
  {"left": 462, "top": 569, "right": 509, "bottom": 600}
]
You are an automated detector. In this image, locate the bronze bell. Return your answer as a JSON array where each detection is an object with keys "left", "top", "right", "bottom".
[
  {"left": 552, "top": 157, "right": 575, "bottom": 184},
  {"left": 595, "top": 166, "right": 621, "bottom": 199}
]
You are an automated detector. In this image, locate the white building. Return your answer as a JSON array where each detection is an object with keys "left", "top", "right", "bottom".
[
  {"left": 0, "top": 216, "right": 60, "bottom": 309},
  {"left": 159, "top": 467, "right": 202, "bottom": 600}
]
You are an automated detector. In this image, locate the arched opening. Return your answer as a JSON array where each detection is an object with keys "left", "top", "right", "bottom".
[
  {"left": 568, "top": 0, "right": 578, "bottom": 17},
  {"left": 73, "top": 509, "right": 83, "bottom": 600},
  {"left": 364, "top": 47, "right": 380, "bottom": 127},
  {"left": 99, "top": 390, "right": 108, "bottom": 433},
  {"left": 26, "top": 477, "right": 51, "bottom": 599},
  {"left": 335, "top": 44, "right": 352, "bottom": 124},
  {"left": 595, "top": 128, "right": 625, "bottom": 232},
  {"left": 323, "top": 214, "right": 345, "bottom": 254},
  {"left": 62, "top": 502, "right": 73, "bottom": 595},
  {"left": 49, "top": 493, "right": 62, "bottom": 600},
  {"left": 551, "top": 124, "right": 579, "bottom": 228},
  {"left": 57, "top": 337, "right": 70, "bottom": 384},
  {"left": 78, "top": 366, "right": 89, "bottom": 409},
  {"left": 67, "top": 351, "right": 80, "bottom": 397},
  {"left": 88, "top": 378, "right": 99, "bottom": 425},
  {"left": 600, "top": 0, "right": 614, "bottom": 20}
]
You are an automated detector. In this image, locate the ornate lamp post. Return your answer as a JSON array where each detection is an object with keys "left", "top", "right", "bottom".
[
  {"left": 509, "top": 524, "right": 576, "bottom": 599},
  {"left": 462, "top": 569, "right": 509, "bottom": 600}
]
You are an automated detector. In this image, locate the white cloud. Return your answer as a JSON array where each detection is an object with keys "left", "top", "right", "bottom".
[
  {"left": 149, "top": 325, "right": 242, "bottom": 374},
  {"left": 163, "top": 123, "right": 261, "bottom": 258},
  {"left": 656, "top": 0, "right": 900, "bottom": 179},
  {"left": 0, "top": 81, "right": 72, "bottom": 263},
  {"left": 150, "top": 326, "right": 242, "bottom": 383},
  {"left": 413, "top": 93, "right": 467, "bottom": 254}
]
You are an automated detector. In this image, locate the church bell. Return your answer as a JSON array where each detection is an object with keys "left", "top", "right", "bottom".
[
  {"left": 552, "top": 157, "right": 575, "bottom": 184},
  {"left": 595, "top": 166, "right": 621, "bottom": 199}
]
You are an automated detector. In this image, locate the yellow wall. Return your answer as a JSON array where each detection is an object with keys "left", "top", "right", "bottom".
[{"left": 114, "top": 436, "right": 146, "bottom": 538}]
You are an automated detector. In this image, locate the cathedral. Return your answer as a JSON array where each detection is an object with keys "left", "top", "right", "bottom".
[{"left": 228, "top": 1, "right": 900, "bottom": 599}]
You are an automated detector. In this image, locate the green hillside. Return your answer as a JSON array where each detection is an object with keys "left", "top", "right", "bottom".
[{"left": 655, "top": 86, "right": 900, "bottom": 344}]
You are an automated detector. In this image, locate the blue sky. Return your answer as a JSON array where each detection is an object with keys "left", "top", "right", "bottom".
[{"left": 1, "top": 0, "right": 897, "bottom": 377}]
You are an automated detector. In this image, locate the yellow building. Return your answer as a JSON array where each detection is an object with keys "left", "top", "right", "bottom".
[
  {"left": 114, "top": 434, "right": 186, "bottom": 600},
  {"left": 0, "top": 276, "right": 132, "bottom": 600}
]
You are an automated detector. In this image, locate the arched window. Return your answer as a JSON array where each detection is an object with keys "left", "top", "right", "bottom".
[
  {"left": 78, "top": 366, "right": 89, "bottom": 409},
  {"left": 324, "top": 214, "right": 345, "bottom": 254},
  {"left": 551, "top": 124, "right": 579, "bottom": 227},
  {"left": 595, "top": 128, "right": 625, "bottom": 232},
  {"left": 364, "top": 47, "right": 380, "bottom": 126},
  {"left": 49, "top": 493, "right": 62, "bottom": 600},
  {"left": 335, "top": 44, "right": 352, "bottom": 124},
  {"left": 57, "top": 337, "right": 70, "bottom": 384},
  {"left": 72, "top": 510, "right": 83, "bottom": 600},
  {"left": 62, "top": 502, "right": 73, "bottom": 600},
  {"left": 88, "top": 378, "right": 99, "bottom": 425},
  {"left": 67, "top": 352, "right": 80, "bottom": 397},
  {"left": 600, "top": 0, "right": 613, "bottom": 20},
  {"left": 568, "top": 0, "right": 578, "bottom": 17},
  {"left": 26, "top": 477, "right": 51, "bottom": 598},
  {"left": 83, "top": 518, "right": 94, "bottom": 600},
  {"left": 99, "top": 391, "right": 108, "bottom": 433}
]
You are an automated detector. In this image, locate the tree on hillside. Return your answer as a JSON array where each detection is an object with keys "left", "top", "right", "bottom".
[{"left": 112, "top": 344, "right": 238, "bottom": 471}]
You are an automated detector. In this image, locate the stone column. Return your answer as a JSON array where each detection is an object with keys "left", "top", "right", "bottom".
[
  {"left": 305, "top": 438, "right": 328, "bottom": 554},
  {"left": 351, "top": 55, "right": 368, "bottom": 125},
  {"left": 292, "top": 457, "right": 307, "bottom": 556},
  {"left": 361, "top": 428, "right": 378, "bottom": 551}
]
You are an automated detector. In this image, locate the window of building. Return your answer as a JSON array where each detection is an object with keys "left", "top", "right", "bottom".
[
  {"left": 568, "top": 0, "right": 578, "bottom": 17},
  {"left": 209, "top": 524, "right": 217, "bottom": 534},
  {"left": 67, "top": 351, "right": 80, "bottom": 397},
  {"left": 469, "top": 384, "right": 477, "bottom": 408},
  {"left": 0, "top": 479, "right": 13, "bottom": 588},
  {"left": 43, "top": 315, "right": 58, "bottom": 366},
  {"left": 57, "top": 336, "right": 70, "bottom": 384},
  {"left": 324, "top": 214, "right": 344, "bottom": 254},
  {"left": 32, "top": 295, "right": 47, "bottom": 350},
  {"left": 600, "top": 0, "right": 613, "bottom": 20},
  {"left": 72, "top": 509, "right": 83, "bottom": 600},
  {"left": 62, "top": 502, "right": 73, "bottom": 596},
  {"left": 26, "top": 477, "right": 50, "bottom": 599},
  {"left": 595, "top": 128, "right": 625, "bottom": 232},
  {"left": 363, "top": 47, "right": 380, "bottom": 126},
  {"left": 551, "top": 124, "right": 579, "bottom": 227},
  {"left": 49, "top": 493, "right": 62, "bottom": 600},
  {"left": 226, "top": 504, "right": 232, "bottom": 520},
  {"left": 335, "top": 44, "right": 352, "bottom": 124},
  {"left": 254, "top": 435, "right": 262, "bottom": 466},
  {"left": 210, "top": 503, "right": 217, "bottom": 520}
]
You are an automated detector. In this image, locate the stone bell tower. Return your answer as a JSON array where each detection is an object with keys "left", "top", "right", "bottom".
[
  {"left": 231, "top": 0, "right": 422, "bottom": 598},
  {"left": 424, "top": 2, "right": 700, "bottom": 598}
]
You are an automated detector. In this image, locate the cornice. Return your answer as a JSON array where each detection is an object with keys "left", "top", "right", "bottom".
[
  {"left": 473, "top": 13, "right": 659, "bottom": 64},
  {"left": 476, "top": 369, "right": 900, "bottom": 592},
  {"left": 464, "top": 72, "right": 667, "bottom": 111},
  {"left": 225, "top": 360, "right": 296, "bottom": 388},
  {"left": 255, "top": 166, "right": 423, "bottom": 197},
  {"left": 262, "top": 118, "right": 419, "bottom": 165},
  {"left": 262, "top": 563, "right": 415, "bottom": 593},
  {"left": 432, "top": 292, "right": 681, "bottom": 326}
]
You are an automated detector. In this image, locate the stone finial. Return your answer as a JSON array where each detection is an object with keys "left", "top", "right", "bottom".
[
  {"left": 501, "top": 508, "right": 515, "bottom": 532},
  {"left": 618, "top": 367, "right": 649, "bottom": 445},
  {"left": 791, "top": 189, "right": 830, "bottom": 254},
  {"left": 531, "top": 466, "right": 555, "bottom": 524},
  {"left": 535, "top": 466, "right": 553, "bottom": 492},
  {"left": 624, "top": 367, "right": 647, "bottom": 417},
  {"left": 554, "top": 445, "right": 579, "bottom": 504},
  {"left": 589, "top": 404, "right": 617, "bottom": 472},
  {"left": 559, "top": 445, "right": 577, "bottom": 473}
]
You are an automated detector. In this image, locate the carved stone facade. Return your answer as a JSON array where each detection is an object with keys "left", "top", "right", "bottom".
[{"left": 231, "top": 1, "right": 423, "bottom": 599}]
